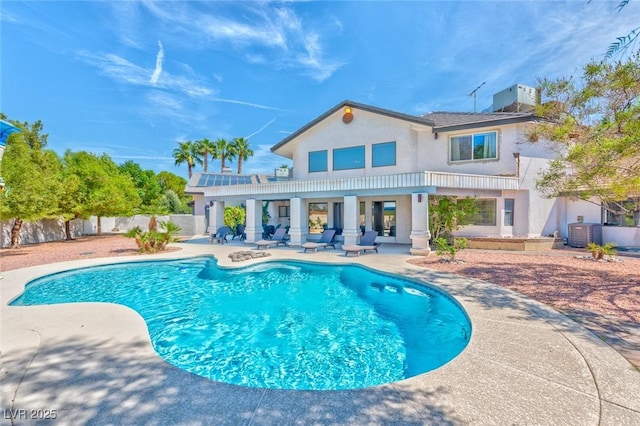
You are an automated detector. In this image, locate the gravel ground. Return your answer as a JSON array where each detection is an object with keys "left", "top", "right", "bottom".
[
  {"left": 408, "top": 249, "right": 640, "bottom": 323},
  {"left": 2, "top": 235, "right": 638, "bottom": 367}
]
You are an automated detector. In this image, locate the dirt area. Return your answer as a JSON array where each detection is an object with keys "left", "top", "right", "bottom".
[
  {"left": 408, "top": 249, "right": 640, "bottom": 323},
  {"left": 2, "top": 235, "right": 638, "bottom": 367},
  {"left": 409, "top": 249, "right": 640, "bottom": 367},
  {"left": 1, "top": 234, "right": 180, "bottom": 271}
]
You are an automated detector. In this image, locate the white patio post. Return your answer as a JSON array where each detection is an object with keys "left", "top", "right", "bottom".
[
  {"left": 245, "top": 199, "right": 262, "bottom": 243},
  {"left": 288, "top": 197, "right": 307, "bottom": 246},
  {"left": 343, "top": 195, "right": 359, "bottom": 246},
  {"left": 410, "top": 192, "right": 431, "bottom": 255},
  {"left": 209, "top": 201, "right": 225, "bottom": 234}
]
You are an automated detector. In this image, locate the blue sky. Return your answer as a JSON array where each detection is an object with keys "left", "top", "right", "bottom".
[{"left": 2, "top": 1, "right": 638, "bottom": 179}]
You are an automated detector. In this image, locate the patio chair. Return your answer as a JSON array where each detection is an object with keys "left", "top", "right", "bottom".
[
  {"left": 342, "top": 230, "right": 381, "bottom": 257},
  {"left": 211, "top": 226, "right": 233, "bottom": 244},
  {"left": 232, "top": 224, "right": 246, "bottom": 241},
  {"left": 254, "top": 227, "right": 289, "bottom": 249},
  {"left": 301, "top": 229, "right": 337, "bottom": 253}
]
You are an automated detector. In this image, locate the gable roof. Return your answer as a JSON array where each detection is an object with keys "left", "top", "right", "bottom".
[
  {"left": 270, "top": 100, "right": 435, "bottom": 154},
  {"left": 270, "top": 101, "right": 539, "bottom": 155},
  {"left": 423, "top": 111, "right": 536, "bottom": 132}
]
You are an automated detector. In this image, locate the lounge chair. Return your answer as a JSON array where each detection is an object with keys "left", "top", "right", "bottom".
[
  {"left": 211, "top": 226, "right": 233, "bottom": 244},
  {"left": 254, "top": 227, "right": 289, "bottom": 249},
  {"left": 301, "top": 229, "right": 337, "bottom": 253},
  {"left": 342, "top": 231, "right": 381, "bottom": 257}
]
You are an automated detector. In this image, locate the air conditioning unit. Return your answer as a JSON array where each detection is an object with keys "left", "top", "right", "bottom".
[
  {"left": 568, "top": 223, "right": 603, "bottom": 248},
  {"left": 492, "top": 84, "right": 539, "bottom": 112}
]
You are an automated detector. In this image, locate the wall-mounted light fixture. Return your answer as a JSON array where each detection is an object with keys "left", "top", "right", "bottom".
[
  {"left": 418, "top": 194, "right": 423, "bottom": 203},
  {"left": 342, "top": 106, "right": 354, "bottom": 124}
]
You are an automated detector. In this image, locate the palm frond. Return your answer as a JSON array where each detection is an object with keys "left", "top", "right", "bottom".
[{"left": 605, "top": 26, "right": 640, "bottom": 59}]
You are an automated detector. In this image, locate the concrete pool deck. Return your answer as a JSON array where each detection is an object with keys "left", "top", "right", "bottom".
[{"left": 2, "top": 238, "right": 639, "bottom": 425}]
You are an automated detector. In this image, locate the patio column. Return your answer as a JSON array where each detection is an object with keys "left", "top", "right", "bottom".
[
  {"left": 288, "top": 197, "right": 307, "bottom": 246},
  {"left": 208, "top": 201, "right": 225, "bottom": 234},
  {"left": 410, "top": 192, "right": 431, "bottom": 255},
  {"left": 245, "top": 199, "right": 262, "bottom": 243},
  {"left": 343, "top": 195, "right": 359, "bottom": 246}
]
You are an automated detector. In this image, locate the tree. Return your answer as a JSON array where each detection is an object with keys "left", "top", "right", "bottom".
[
  {"left": 173, "top": 140, "right": 202, "bottom": 178},
  {"left": 161, "top": 189, "right": 191, "bottom": 214},
  {"left": 64, "top": 151, "right": 140, "bottom": 235},
  {"left": 0, "top": 120, "right": 62, "bottom": 248},
  {"left": 428, "top": 196, "right": 479, "bottom": 242},
  {"left": 57, "top": 151, "right": 88, "bottom": 240},
  {"left": 231, "top": 137, "right": 254, "bottom": 174},
  {"left": 196, "top": 138, "right": 216, "bottom": 173},
  {"left": 526, "top": 54, "right": 640, "bottom": 214},
  {"left": 156, "top": 171, "right": 188, "bottom": 198},
  {"left": 214, "top": 138, "right": 236, "bottom": 172},
  {"left": 118, "top": 160, "right": 163, "bottom": 206}
]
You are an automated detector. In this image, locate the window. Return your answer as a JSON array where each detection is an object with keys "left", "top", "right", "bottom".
[
  {"left": 604, "top": 198, "right": 640, "bottom": 226},
  {"left": 372, "top": 201, "right": 396, "bottom": 236},
  {"left": 279, "top": 205, "right": 290, "bottom": 218},
  {"left": 308, "top": 202, "right": 328, "bottom": 234},
  {"left": 504, "top": 198, "right": 515, "bottom": 226},
  {"left": 333, "top": 146, "right": 365, "bottom": 170},
  {"left": 308, "top": 150, "right": 327, "bottom": 173},
  {"left": 450, "top": 131, "right": 497, "bottom": 161},
  {"left": 359, "top": 201, "right": 366, "bottom": 234},
  {"left": 372, "top": 141, "right": 396, "bottom": 167},
  {"left": 472, "top": 199, "right": 497, "bottom": 226}
]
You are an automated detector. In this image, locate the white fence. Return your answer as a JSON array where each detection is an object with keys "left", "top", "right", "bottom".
[{"left": 0, "top": 215, "right": 206, "bottom": 248}]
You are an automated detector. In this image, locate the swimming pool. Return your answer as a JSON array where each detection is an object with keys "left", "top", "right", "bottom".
[{"left": 10, "top": 256, "right": 471, "bottom": 390}]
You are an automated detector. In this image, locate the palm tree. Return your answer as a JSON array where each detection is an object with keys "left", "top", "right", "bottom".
[
  {"left": 214, "top": 138, "right": 237, "bottom": 172},
  {"left": 172, "top": 140, "right": 202, "bottom": 178},
  {"left": 196, "top": 138, "right": 216, "bottom": 173},
  {"left": 231, "top": 137, "right": 254, "bottom": 174}
]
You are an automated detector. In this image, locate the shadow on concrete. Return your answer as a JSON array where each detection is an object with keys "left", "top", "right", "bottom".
[{"left": 3, "top": 336, "right": 461, "bottom": 425}]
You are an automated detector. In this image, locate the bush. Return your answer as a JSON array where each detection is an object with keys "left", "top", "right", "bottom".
[
  {"left": 434, "top": 237, "right": 468, "bottom": 262},
  {"left": 125, "top": 220, "right": 181, "bottom": 253},
  {"left": 586, "top": 242, "right": 617, "bottom": 260},
  {"left": 224, "top": 205, "right": 246, "bottom": 230}
]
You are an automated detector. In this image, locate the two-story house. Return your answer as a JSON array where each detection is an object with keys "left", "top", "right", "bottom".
[{"left": 186, "top": 92, "right": 614, "bottom": 253}]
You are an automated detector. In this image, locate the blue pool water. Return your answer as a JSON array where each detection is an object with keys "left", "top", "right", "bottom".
[{"left": 10, "top": 257, "right": 471, "bottom": 390}]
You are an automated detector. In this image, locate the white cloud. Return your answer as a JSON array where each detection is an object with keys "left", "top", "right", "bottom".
[
  {"left": 140, "top": 1, "right": 345, "bottom": 82},
  {"left": 211, "top": 97, "right": 286, "bottom": 111},
  {"left": 150, "top": 40, "right": 164, "bottom": 84},
  {"left": 78, "top": 50, "right": 212, "bottom": 98}
]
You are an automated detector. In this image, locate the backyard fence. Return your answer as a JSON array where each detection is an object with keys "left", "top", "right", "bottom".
[{"left": 0, "top": 215, "right": 206, "bottom": 248}]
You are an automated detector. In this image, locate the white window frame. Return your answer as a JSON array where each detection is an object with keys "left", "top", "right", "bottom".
[{"left": 449, "top": 130, "right": 499, "bottom": 162}]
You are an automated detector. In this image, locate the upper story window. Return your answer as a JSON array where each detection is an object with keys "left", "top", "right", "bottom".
[
  {"left": 308, "top": 150, "right": 328, "bottom": 173},
  {"left": 450, "top": 131, "right": 497, "bottom": 162},
  {"left": 333, "top": 145, "right": 365, "bottom": 170},
  {"left": 372, "top": 141, "right": 396, "bottom": 167}
]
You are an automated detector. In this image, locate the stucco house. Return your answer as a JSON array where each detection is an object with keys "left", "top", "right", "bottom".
[{"left": 185, "top": 90, "right": 638, "bottom": 252}]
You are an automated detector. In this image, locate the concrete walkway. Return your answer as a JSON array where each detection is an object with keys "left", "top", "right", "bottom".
[{"left": 2, "top": 238, "right": 639, "bottom": 425}]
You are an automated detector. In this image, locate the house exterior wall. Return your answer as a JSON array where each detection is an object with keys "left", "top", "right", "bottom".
[
  {"left": 189, "top": 101, "right": 637, "bottom": 249},
  {"left": 289, "top": 108, "right": 541, "bottom": 181}
]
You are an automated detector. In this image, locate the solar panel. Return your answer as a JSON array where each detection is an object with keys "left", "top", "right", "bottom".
[{"left": 195, "top": 173, "right": 259, "bottom": 187}]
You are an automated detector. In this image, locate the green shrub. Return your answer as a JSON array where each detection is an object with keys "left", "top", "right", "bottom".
[
  {"left": 586, "top": 242, "right": 617, "bottom": 260},
  {"left": 125, "top": 220, "right": 181, "bottom": 253},
  {"left": 434, "top": 237, "right": 468, "bottom": 262},
  {"left": 224, "top": 205, "right": 246, "bottom": 230}
]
